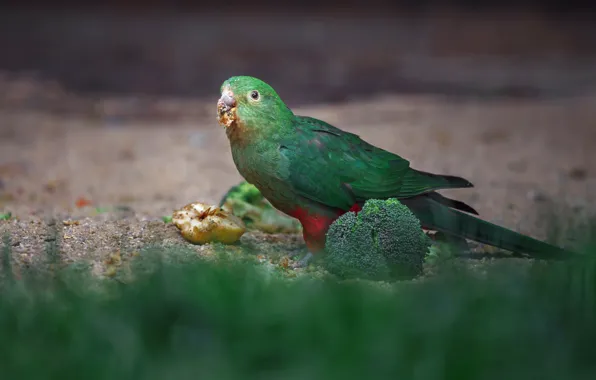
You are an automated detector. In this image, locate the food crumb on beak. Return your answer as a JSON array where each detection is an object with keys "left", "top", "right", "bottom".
[{"left": 217, "top": 89, "right": 237, "bottom": 128}]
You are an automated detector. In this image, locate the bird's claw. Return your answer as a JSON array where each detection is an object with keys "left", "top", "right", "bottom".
[
  {"left": 286, "top": 250, "right": 303, "bottom": 258},
  {"left": 290, "top": 252, "right": 313, "bottom": 269}
]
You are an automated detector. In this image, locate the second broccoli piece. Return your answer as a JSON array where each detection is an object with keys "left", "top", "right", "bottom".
[
  {"left": 324, "top": 198, "right": 432, "bottom": 281},
  {"left": 219, "top": 181, "right": 302, "bottom": 233}
]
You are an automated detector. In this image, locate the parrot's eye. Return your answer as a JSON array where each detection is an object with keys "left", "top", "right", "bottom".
[{"left": 249, "top": 90, "right": 260, "bottom": 101}]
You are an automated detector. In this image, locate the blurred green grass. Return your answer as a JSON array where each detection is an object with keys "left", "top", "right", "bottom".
[{"left": 1, "top": 230, "right": 596, "bottom": 380}]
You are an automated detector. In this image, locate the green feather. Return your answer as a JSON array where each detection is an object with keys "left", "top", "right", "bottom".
[
  {"left": 402, "top": 196, "right": 570, "bottom": 259},
  {"left": 280, "top": 115, "right": 473, "bottom": 208}
]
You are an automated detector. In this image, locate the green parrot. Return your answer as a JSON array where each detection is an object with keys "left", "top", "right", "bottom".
[{"left": 216, "top": 75, "right": 573, "bottom": 268}]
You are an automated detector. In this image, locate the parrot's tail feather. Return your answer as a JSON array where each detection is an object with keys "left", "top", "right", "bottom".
[
  {"left": 425, "top": 192, "right": 479, "bottom": 215},
  {"left": 413, "top": 169, "right": 474, "bottom": 189},
  {"left": 402, "top": 196, "right": 574, "bottom": 260}
]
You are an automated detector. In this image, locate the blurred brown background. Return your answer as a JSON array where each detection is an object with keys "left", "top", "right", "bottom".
[{"left": 0, "top": 3, "right": 595, "bottom": 104}]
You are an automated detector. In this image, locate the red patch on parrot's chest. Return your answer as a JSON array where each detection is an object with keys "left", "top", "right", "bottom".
[
  {"left": 347, "top": 204, "right": 362, "bottom": 213},
  {"left": 289, "top": 204, "right": 362, "bottom": 253}
]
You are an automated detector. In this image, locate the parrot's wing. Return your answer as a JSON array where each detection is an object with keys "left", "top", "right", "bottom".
[{"left": 280, "top": 116, "right": 472, "bottom": 211}]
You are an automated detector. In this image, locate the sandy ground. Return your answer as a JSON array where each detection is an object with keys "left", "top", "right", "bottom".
[{"left": 1, "top": 76, "right": 595, "bottom": 277}]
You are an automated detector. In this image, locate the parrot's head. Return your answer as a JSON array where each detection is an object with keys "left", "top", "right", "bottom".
[{"left": 217, "top": 76, "right": 294, "bottom": 140}]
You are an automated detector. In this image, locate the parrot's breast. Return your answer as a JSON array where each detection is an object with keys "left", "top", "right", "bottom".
[{"left": 230, "top": 144, "right": 296, "bottom": 214}]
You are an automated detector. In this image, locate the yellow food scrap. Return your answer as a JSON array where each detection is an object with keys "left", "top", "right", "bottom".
[
  {"left": 217, "top": 107, "right": 236, "bottom": 128},
  {"left": 172, "top": 201, "right": 246, "bottom": 245}
]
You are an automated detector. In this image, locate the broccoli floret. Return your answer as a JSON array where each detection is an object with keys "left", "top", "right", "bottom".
[
  {"left": 322, "top": 212, "right": 393, "bottom": 280},
  {"left": 324, "top": 198, "right": 432, "bottom": 281},
  {"left": 218, "top": 181, "right": 264, "bottom": 206},
  {"left": 218, "top": 181, "right": 302, "bottom": 233}
]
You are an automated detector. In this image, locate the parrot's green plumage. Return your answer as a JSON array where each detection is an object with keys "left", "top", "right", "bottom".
[{"left": 217, "top": 75, "right": 573, "bottom": 267}]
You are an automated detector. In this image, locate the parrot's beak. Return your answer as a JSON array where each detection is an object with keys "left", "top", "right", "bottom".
[
  {"left": 220, "top": 92, "right": 236, "bottom": 108},
  {"left": 217, "top": 88, "right": 237, "bottom": 128}
]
